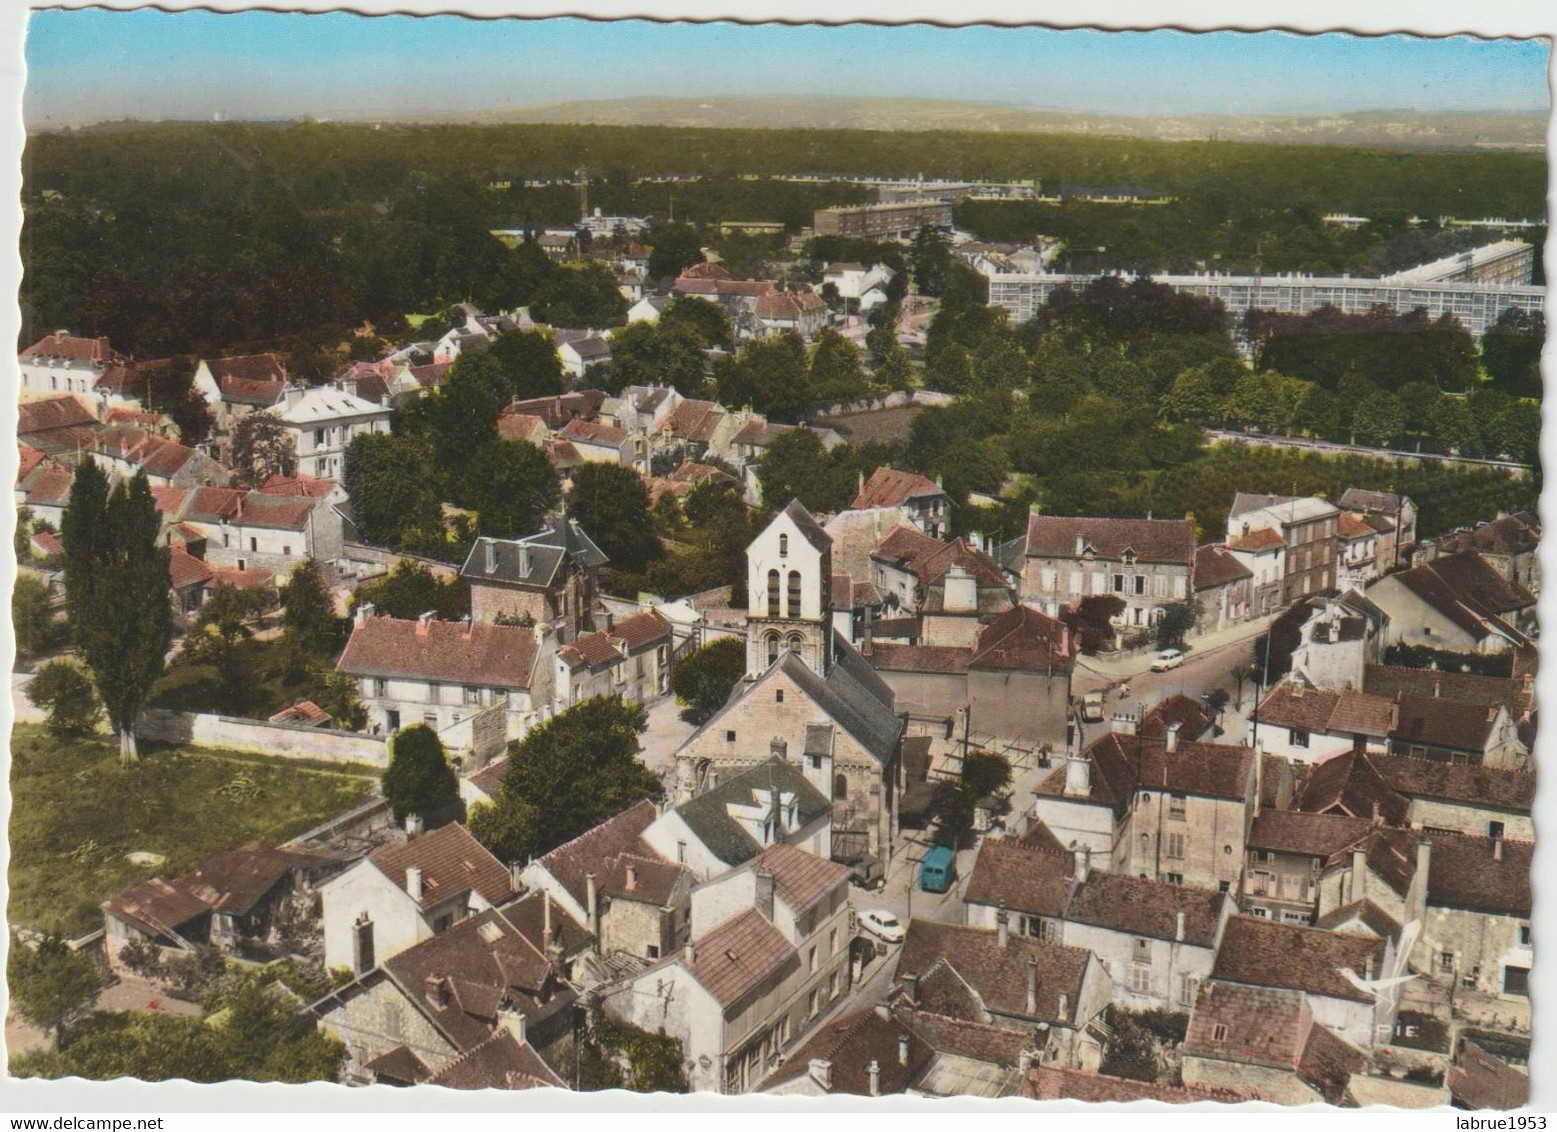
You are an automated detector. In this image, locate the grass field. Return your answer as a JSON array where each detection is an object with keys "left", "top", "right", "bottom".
[{"left": 7, "top": 723, "right": 377, "bottom": 938}]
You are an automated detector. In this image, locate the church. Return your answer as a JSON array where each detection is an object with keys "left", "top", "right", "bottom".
[{"left": 674, "top": 501, "right": 906, "bottom": 871}]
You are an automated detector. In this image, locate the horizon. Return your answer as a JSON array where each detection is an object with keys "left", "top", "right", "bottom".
[{"left": 23, "top": 9, "right": 1550, "bottom": 131}]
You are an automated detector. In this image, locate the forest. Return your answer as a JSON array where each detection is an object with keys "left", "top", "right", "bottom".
[{"left": 20, "top": 120, "right": 1546, "bottom": 360}]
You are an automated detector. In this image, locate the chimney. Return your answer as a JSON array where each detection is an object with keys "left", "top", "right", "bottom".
[
  {"left": 497, "top": 1000, "right": 527, "bottom": 1045},
  {"left": 809, "top": 1058, "right": 833, "bottom": 1091},
  {"left": 424, "top": 973, "right": 449, "bottom": 1009},
  {"left": 1063, "top": 750, "right": 1092, "bottom": 798},
  {"left": 996, "top": 906, "right": 1010, "bottom": 949},
  {"left": 625, "top": 861, "right": 638, "bottom": 892},
  {"left": 1371, "top": 800, "right": 1382, "bottom": 825},
  {"left": 1175, "top": 911, "right": 1186, "bottom": 943},
  {"left": 462, "top": 614, "right": 473, "bottom": 638},
  {"left": 406, "top": 865, "right": 423, "bottom": 902},
  {"left": 1073, "top": 843, "right": 1091, "bottom": 885},
  {"left": 354, "top": 601, "right": 376, "bottom": 626},
  {"left": 519, "top": 543, "right": 533, "bottom": 577},
  {"left": 405, "top": 813, "right": 423, "bottom": 837},
  {"left": 586, "top": 872, "right": 600, "bottom": 938},
  {"left": 1075, "top": 532, "right": 1084, "bottom": 556},
  {"left": 903, "top": 971, "right": 920, "bottom": 1003},
  {"left": 1350, "top": 847, "right": 1366, "bottom": 903},
  {"left": 284, "top": 384, "right": 305, "bottom": 409},
  {"left": 1056, "top": 992, "right": 1068, "bottom": 1020},
  {"left": 484, "top": 540, "right": 497, "bottom": 574},
  {"left": 1018, "top": 1048, "right": 1034, "bottom": 1075},
  {"left": 897, "top": 1033, "right": 910, "bottom": 1066},
  {"left": 1493, "top": 837, "right": 1503, "bottom": 862},
  {"left": 417, "top": 610, "right": 434, "bottom": 634},
  {"left": 1025, "top": 955, "right": 1039, "bottom": 1016},
  {"left": 754, "top": 866, "right": 775, "bottom": 921},
  {"left": 684, "top": 939, "right": 695, "bottom": 964},
  {"left": 508, "top": 860, "right": 524, "bottom": 893},
  {"left": 1165, "top": 721, "right": 1181, "bottom": 753},
  {"left": 866, "top": 1059, "right": 881, "bottom": 1097}
]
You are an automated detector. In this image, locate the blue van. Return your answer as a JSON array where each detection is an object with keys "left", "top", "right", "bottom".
[{"left": 918, "top": 845, "right": 958, "bottom": 893}]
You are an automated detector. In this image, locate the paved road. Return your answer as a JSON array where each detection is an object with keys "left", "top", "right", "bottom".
[{"left": 1072, "top": 629, "right": 1261, "bottom": 743}]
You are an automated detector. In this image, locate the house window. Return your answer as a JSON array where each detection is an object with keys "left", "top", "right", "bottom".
[
  {"left": 829, "top": 928, "right": 838, "bottom": 955},
  {"left": 779, "top": 534, "right": 789, "bottom": 558},
  {"left": 828, "top": 971, "right": 839, "bottom": 999},
  {"left": 775, "top": 690, "right": 784, "bottom": 704},
  {"left": 374, "top": 679, "right": 388, "bottom": 698},
  {"left": 1251, "top": 872, "right": 1270, "bottom": 895},
  {"left": 1129, "top": 966, "right": 1152, "bottom": 995},
  {"left": 353, "top": 914, "right": 375, "bottom": 974},
  {"left": 1113, "top": 574, "right": 1125, "bottom": 593},
  {"left": 464, "top": 686, "right": 481, "bottom": 705},
  {"left": 726, "top": 730, "right": 737, "bottom": 742},
  {"left": 808, "top": 946, "right": 817, "bottom": 973},
  {"left": 766, "top": 632, "right": 781, "bottom": 666},
  {"left": 1164, "top": 873, "right": 1183, "bottom": 886},
  {"left": 646, "top": 945, "right": 660, "bottom": 960},
  {"left": 1489, "top": 820, "right": 1505, "bottom": 839},
  {"left": 423, "top": 712, "right": 438, "bottom": 727},
  {"left": 1179, "top": 975, "right": 1200, "bottom": 1008},
  {"left": 1210, "top": 1023, "right": 1229, "bottom": 1043},
  {"left": 1166, "top": 833, "right": 1186, "bottom": 860},
  {"left": 833, "top": 774, "right": 848, "bottom": 801},
  {"left": 1134, "top": 575, "right": 1146, "bottom": 595},
  {"left": 767, "top": 570, "right": 781, "bottom": 617},
  {"left": 249, "top": 537, "right": 258, "bottom": 553},
  {"left": 787, "top": 571, "right": 802, "bottom": 618},
  {"left": 1503, "top": 965, "right": 1530, "bottom": 997},
  {"left": 1168, "top": 794, "right": 1187, "bottom": 821},
  {"left": 1289, "top": 729, "right": 1310, "bottom": 748},
  {"left": 1439, "top": 951, "right": 1456, "bottom": 974},
  {"left": 283, "top": 545, "right": 291, "bottom": 556},
  {"left": 314, "top": 428, "right": 325, "bottom": 446},
  {"left": 1133, "top": 938, "right": 1152, "bottom": 963},
  {"left": 677, "top": 841, "right": 687, "bottom": 863},
  {"left": 808, "top": 989, "right": 820, "bottom": 1019}
]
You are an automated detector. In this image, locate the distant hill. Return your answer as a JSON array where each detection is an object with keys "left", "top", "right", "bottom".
[{"left": 489, "top": 97, "right": 1545, "bottom": 152}]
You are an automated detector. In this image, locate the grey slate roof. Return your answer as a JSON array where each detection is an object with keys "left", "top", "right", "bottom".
[
  {"left": 783, "top": 633, "right": 902, "bottom": 766},
  {"left": 675, "top": 756, "right": 830, "bottom": 867},
  {"left": 782, "top": 499, "right": 833, "bottom": 554},
  {"left": 461, "top": 518, "right": 609, "bottom": 588}
]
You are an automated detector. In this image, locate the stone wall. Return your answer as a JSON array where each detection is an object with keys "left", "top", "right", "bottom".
[{"left": 138, "top": 708, "right": 388, "bottom": 768}]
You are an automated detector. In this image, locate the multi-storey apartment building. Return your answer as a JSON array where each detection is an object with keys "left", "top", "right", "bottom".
[
  {"left": 1019, "top": 515, "right": 1196, "bottom": 628},
  {"left": 1227, "top": 493, "right": 1339, "bottom": 604}
]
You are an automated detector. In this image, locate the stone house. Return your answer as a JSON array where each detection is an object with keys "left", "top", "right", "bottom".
[
  {"left": 273, "top": 383, "right": 394, "bottom": 481},
  {"left": 103, "top": 845, "right": 343, "bottom": 970},
  {"left": 1192, "top": 543, "right": 1252, "bottom": 634},
  {"left": 517, "top": 800, "right": 693, "bottom": 969},
  {"left": 1180, "top": 980, "right": 1368, "bottom": 1104},
  {"left": 868, "top": 525, "right": 1009, "bottom": 618},
  {"left": 642, "top": 756, "right": 832, "bottom": 882},
  {"left": 1285, "top": 590, "right": 1388, "bottom": 691},
  {"left": 320, "top": 822, "right": 517, "bottom": 974},
  {"left": 555, "top": 417, "right": 648, "bottom": 471},
  {"left": 1030, "top": 724, "right": 1257, "bottom": 892},
  {"left": 1242, "top": 809, "right": 1379, "bottom": 925},
  {"left": 1336, "top": 511, "right": 1393, "bottom": 590},
  {"left": 337, "top": 609, "right": 549, "bottom": 742},
  {"left": 895, "top": 920, "right": 1112, "bottom": 1071},
  {"left": 312, "top": 901, "right": 576, "bottom": 1086},
  {"left": 963, "top": 836, "right": 1233, "bottom": 1014},
  {"left": 86, "top": 427, "right": 231, "bottom": 490},
  {"left": 556, "top": 333, "right": 612, "bottom": 379},
  {"left": 1366, "top": 756, "right": 1534, "bottom": 841},
  {"left": 1225, "top": 525, "right": 1286, "bottom": 617},
  {"left": 461, "top": 518, "right": 609, "bottom": 640},
  {"left": 192, "top": 353, "right": 288, "bottom": 433},
  {"left": 849, "top": 466, "right": 950, "bottom": 539},
  {"left": 1226, "top": 493, "right": 1340, "bottom": 604},
  {"left": 1337, "top": 488, "right": 1417, "bottom": 574},
  {"left": 1019, "top": 514, "right": 1195, "bottom": 629},
  {"left": 597, "top": 843, "right": 853, "bottom": 1094},
  {"left": 1367, "top": 552, "right": 1535, "bottom": 654},
  {"left": 1423, "top": 510, "right": 1539, "bottom": 596},
  {"left": 1412, "top": 832, "right": 1531, "bottom": 1003},
  {"left": 18, "top": 330, "right": 121, "bottom": 401},
  {"left": 674, "top": 502, "right": 904, "bottom": 867},
  {"left": 1209, "top": 915, "right": 1403, "bottom": 1051},
  {"left": 553, "top": 609, "right": 673, "bottom": 708},
  {"left": 863, "top": 602, "right": 1075, "bottom": 749},
  {"left": 752, "top": 290, "right": 830, "bottom": 339},
  {"left": 169, "top": 485, "right": 338, "bottom": 574}
]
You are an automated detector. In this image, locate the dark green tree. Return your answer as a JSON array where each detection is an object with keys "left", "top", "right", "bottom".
[
  {"left": 25, "top": 659, "right": 102, "bottom": 735},
  {"left": 470, "top": 696, "right": 659, "bottom": 862},
  {"left": 381, "top": 724, "right": 459, "bottom": 823},
  {"left": 715, "top": 332, "right": 811, "bottom": 421},
  {"left": 1153, "top": 601, "right": 1198, "bottom": 649},
  {"left": 661, "top": 295, "right": 732, "bottom": 348},
  {"left": 7, "top": 935, "right": 99, "bottom": 1038},
  {"left": 609, "top": 320, "right": 710, "bottom": 397},
  {"left": 807, "top": 328, "right": 867, "bottom": 402},
  {"left": 568, "top": 463, "right": 661, "bottom": 574},
  {"left": 646, "top": 223, "right": 704, "bottom": 282},
  {"left": 459, "top": 439, "right": 562, "bottom": 540},
  {"left": 62, "top": 469, "right": 171, "bottom": 765},
  {"left": 229, "top": 410, "right": 297, "bottom": 487},
  {"left": 349, "top": 562, "right": 470, "bottom": 621},
  {"left": 342, "top": 432, "right": 443, "bottom": 551},
  {"left": 282, "top": 559, "right": 339, "bottom": 657},
  {"left": 485, "top": 328, "right": 566, "bottom": 399},
  {"left": 670, "top": 637, "right": 746, "bottom": 725},
  {"left": 13, "top": 574, "right": 59, "bottom": 656},
  {"left": 1481, "top": 307, "right": 1544, "bottom": 400},
  {"left": 756, "top": 428, "right": 857, "bottom": 516}
]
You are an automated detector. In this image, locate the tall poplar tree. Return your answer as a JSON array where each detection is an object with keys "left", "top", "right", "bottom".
[{"left": 61, "top": 466, "right": 172, "bottom": 765}]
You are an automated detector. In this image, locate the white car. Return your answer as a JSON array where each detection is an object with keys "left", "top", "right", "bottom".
[
  {"left": 1150, "top": 648, "right": 1185, "bottom": 672},
  {"left": 859, "top": 909, "right": 905, "bottom": 944}
]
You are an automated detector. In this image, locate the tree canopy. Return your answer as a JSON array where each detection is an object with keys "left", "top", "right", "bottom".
[
  {"left": 381, "top": 724, "right": 460, "bottom": 823},
  {"left": 670, "top": 637, "right": 746, "bottom": 725}
]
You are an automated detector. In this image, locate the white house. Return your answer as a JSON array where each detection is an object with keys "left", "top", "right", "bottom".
[
  {"left": 556, "top": 333, "right": 612, "bottom": 379},
  {"left": 320, "top": 822, "right": 517, "bottom": 973},
  {"left": 18, "top": 330, "right": 120, "bottom": 401},
  {"left": 553, "top": 608, "right": 673, "bottom": 708},
  {"left": 336, "top": 608, "right": 551, "bottom": 742},
  {"left": 273, "top": 383, "right": 393, "bottom": 480}
]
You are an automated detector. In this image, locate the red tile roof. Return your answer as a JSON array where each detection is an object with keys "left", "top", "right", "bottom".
[
  {"left": 1194, "top": 543, "right": 1253, "bottom": 589},
  {"left": 16, "top": 442, "right": 44, "bottom": 482},
  {"left": 762, "top": 1007, "right": 933, "bottom": 1095},
  {"left": 17, "top": 459, "right": 75, "bottom": 508},
  {"left": 1226, "top": 526, "right": 1285, "bottom": 553},
  {"left": 338, "top": 615, "right": 539, "bottom": 690},
  {"left": 1433, "top": 511, "right": 1540, "bottom": 559},
  {"left": 369, "top": 823, "right": 514, "bottom": 910},
  {"left": 269, "top": 699, "right": 330, "bottom": 727},
  {"left": 1294, "top": 750, "right": 1411, "bottom": 825},
  {"left": 168, "top": 547, "right": 215, "bottom": 591},
  {"left": 1212, "top": 916, "right": 1384, "bottom": 1003},
  {"left": 20, "top": 330, "right": 117, "bottom": 365},
  {"left": 497, "top": 412, "right": 551, "bottom": 443},
  {"left": 1139, "top": 693, "right": 1214, "bottom": 742},
  {"left": 659, "top": 399, "right": 726, "bottom": 443},
  {"left": 1337, "top": 512, "right": 1375, "bottom": 539},
  {"left": 1449, "top": 1038, "right": 1530, "bottom": 1110},
  {"left": 1024, "top": 1066, "right": 1253, "bottom": 1104},
  {"left": 425, "top": 1029, "right": 565, "bottom": 1090},
  {"left": 1363, "top": 664, "right": 1532, "bottom": 722},
  {"left": 1248, "top": 810, "right": 1374, "bottom": 859},
  {"left": 17, "top": 394, "right": 98, "bottom": 437},
  {"left": 685, "top": 907, "right": 795, "bottom": 1008},
  {"left": 1369, "top": 755, "right": 1533, "bottom": 815},
  {"left": 409, "top": 361, "right": 453, "bottom": 390},
  {"left": 29, "top": 530, "right": 63, "bottom": 557},
  {"left": 679, "top": 261, "right": 730, "bottom": 280},
  {"left": 1034, "top": 732, "right": 1254, "bottom": 808},
  {"left": 531, "top": 799, "right": 661, "bottom": 913},
  {"left": 557, "top": 417, "right": 628, "bottom": 446},
  {"left": 256, "top": 473, "right": 336, "bottom": 499},
  {"left": 752, "top": 842, "right": 850, "bottom": 913},
  {"left": 1026, "top": 514, "right": 1195, "bottom": 565},
  {"left": 1424, "top": 832, "right": 1530, "bottom": 917},
  {"left": 969, "top": 604, "right": 1074, "bottom": 673},
  {"left": 205, "top": 354, "right": 287, "bottom": 404},
  {"left": 753, "top": 290, "right": 827, "bottom": 319},
  {"left": 898, "top": 921, "right": 1091, "bottom": 1026}
]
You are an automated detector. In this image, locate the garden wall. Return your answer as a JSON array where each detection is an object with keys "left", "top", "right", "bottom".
[{"left": 137, "top": 709, "right": 388, "bottom": 768}]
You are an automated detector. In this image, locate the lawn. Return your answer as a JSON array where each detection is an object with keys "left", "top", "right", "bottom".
[{"left": 8, "top": 723, "right": 377, "bottom": 938}]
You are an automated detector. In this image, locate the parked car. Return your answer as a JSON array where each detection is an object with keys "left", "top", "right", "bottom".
[
  {"left": 1150, "top": 648, "right": 1184, "bottom": 672},
  {"left": 859, "top": 909, "right": 905, "bottom": 944},
  {"left": 1080, "top": 689, "right": 1105, "bottom": 722},
  {"left": 918, "top": 844, "right": 958, "bottom": 893}
]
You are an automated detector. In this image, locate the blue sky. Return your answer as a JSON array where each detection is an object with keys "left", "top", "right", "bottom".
[{"left": 22, "top": 9, "right": 1551, "bottom": 128}]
